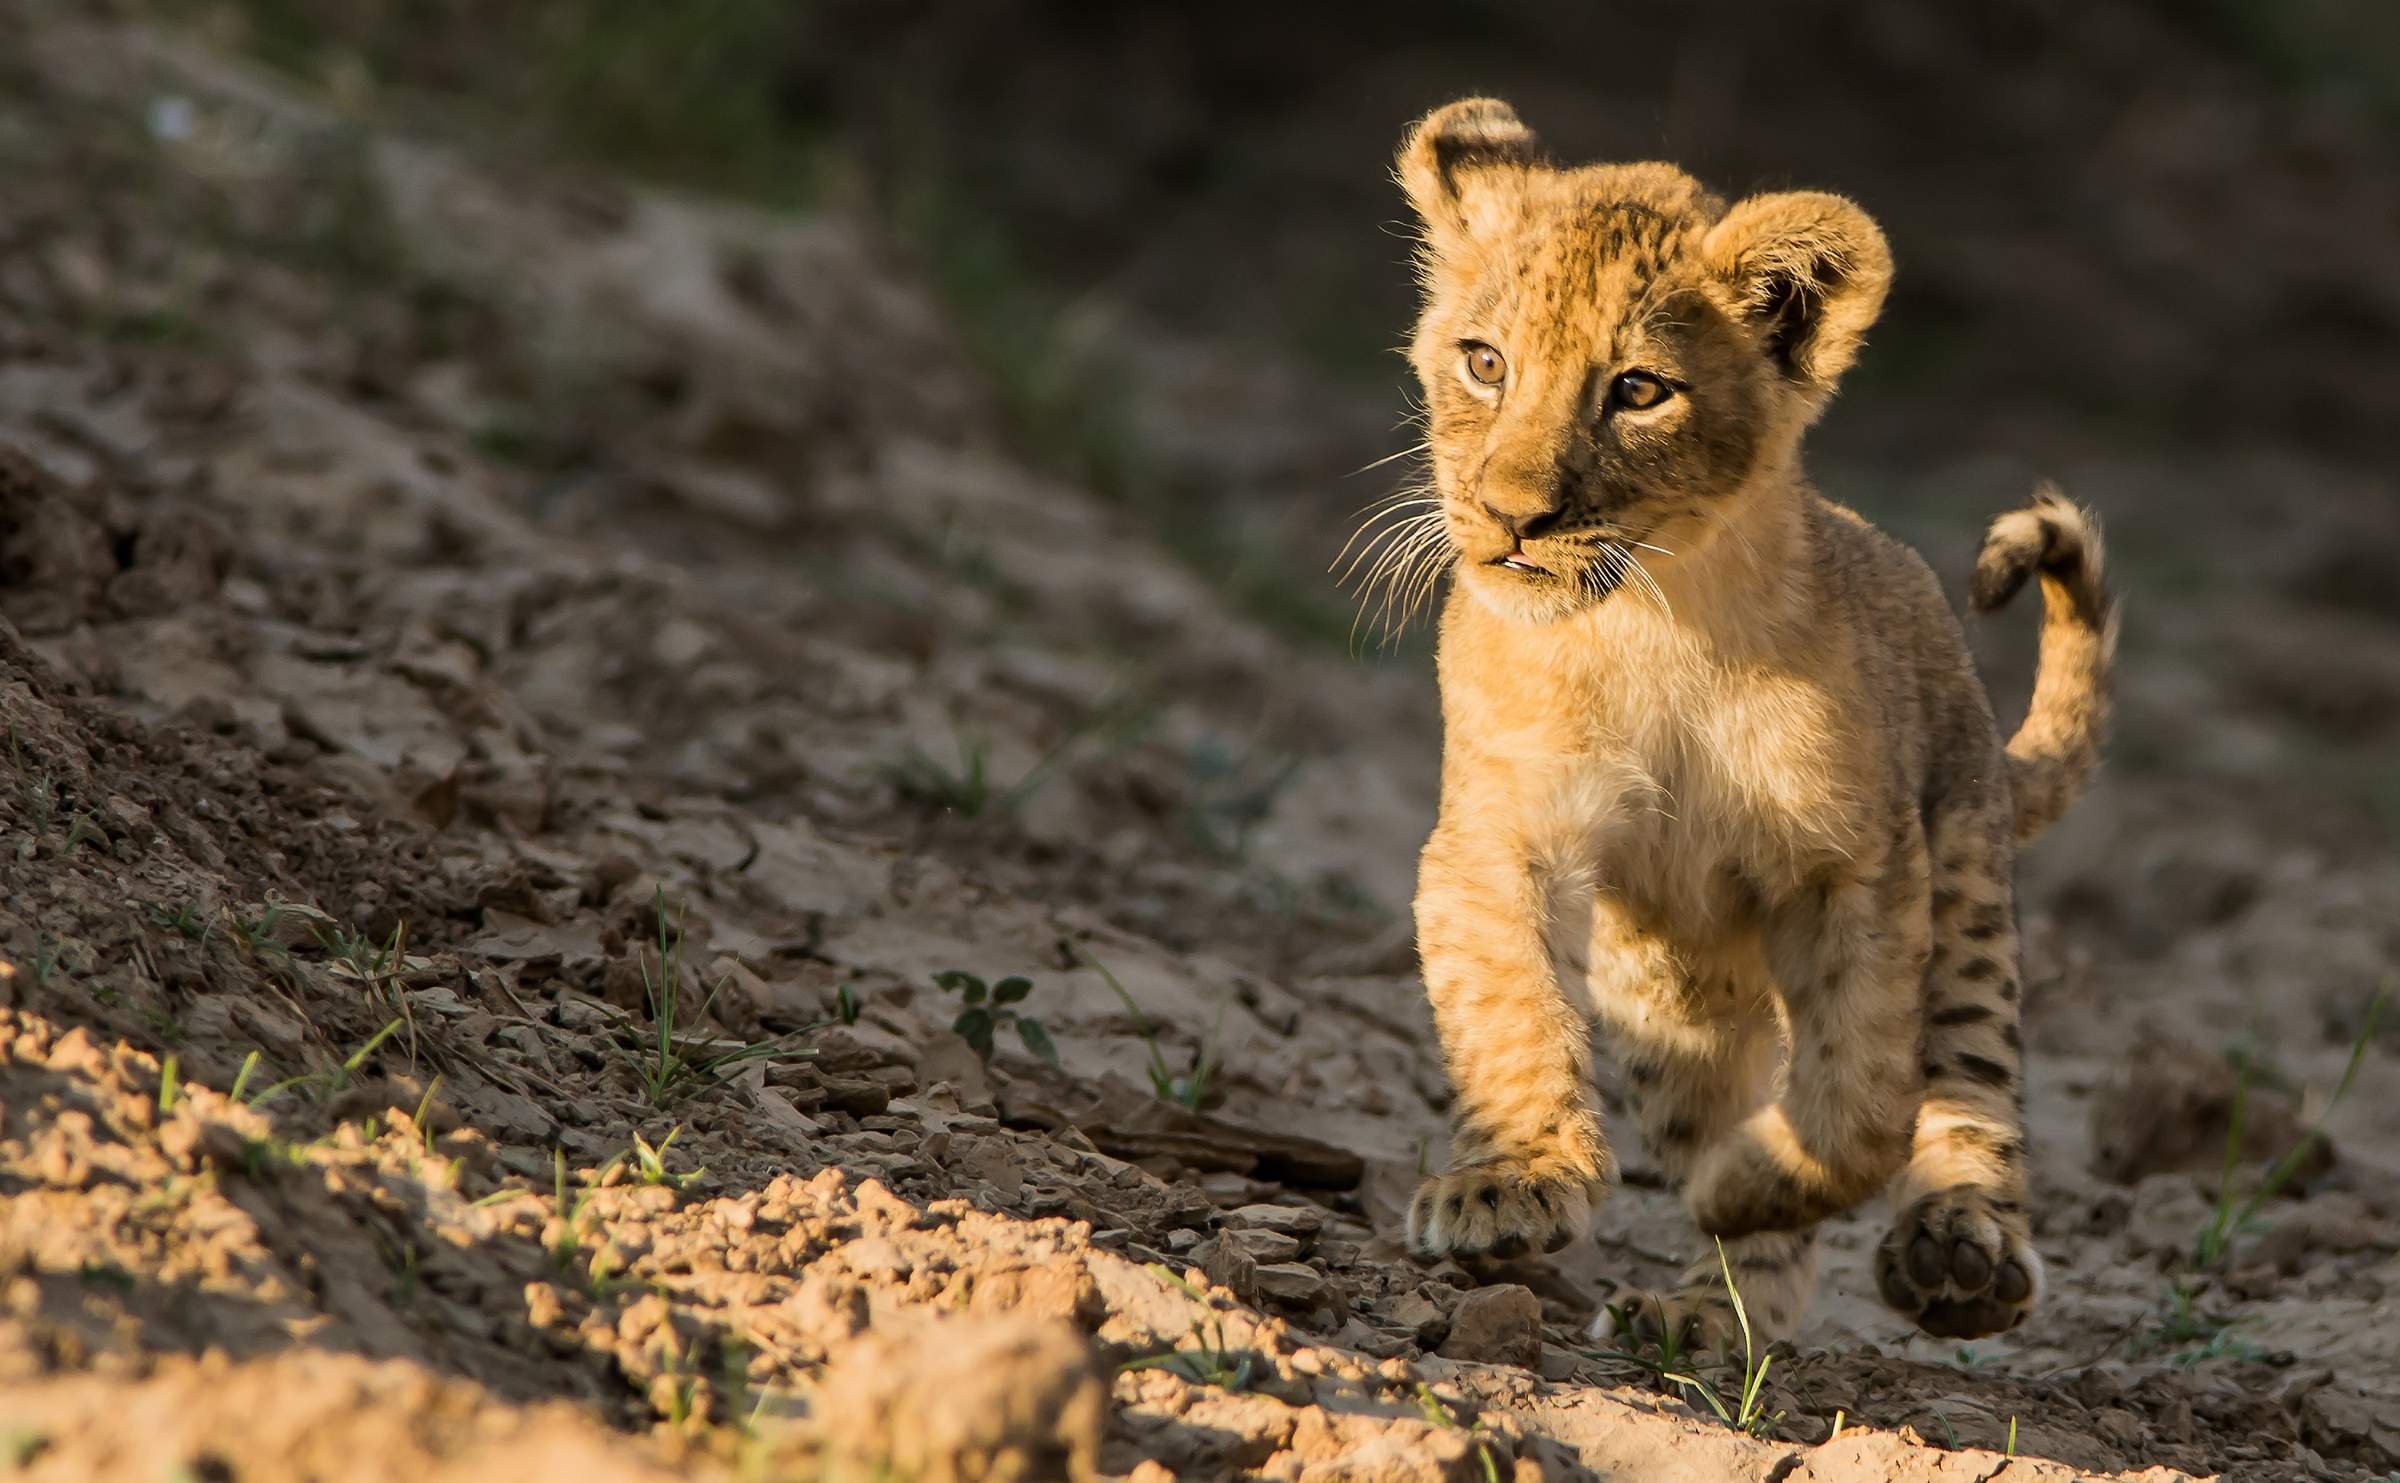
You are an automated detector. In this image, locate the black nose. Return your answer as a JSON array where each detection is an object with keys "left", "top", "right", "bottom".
[{"left": 1483, "top": 500, "right": 1564, "bottom": 541}]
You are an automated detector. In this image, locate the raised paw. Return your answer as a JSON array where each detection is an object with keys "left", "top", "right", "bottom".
[
  {"left": 1875, "top": 1186, "right": 2043, "bottom": 1338},
  {"left": 1405, "top": 1160, "right": 1597, "bottom": 1261},
  {"left": 1590, "top": 1287, "right": 1739, "bottom": 1357}
]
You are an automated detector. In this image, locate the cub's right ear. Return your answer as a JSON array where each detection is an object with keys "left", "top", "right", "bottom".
[{"left": 1398, "top": 98, "right": 1539, "bottom": 255}]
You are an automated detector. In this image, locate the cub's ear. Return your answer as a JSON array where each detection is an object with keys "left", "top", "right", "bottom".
[
  {"left": 1702, "top": 191, "right": 1893, "bottom": 391},
  {"left": 1397, "top": 98, "right": 1540, "bottom": 254}
]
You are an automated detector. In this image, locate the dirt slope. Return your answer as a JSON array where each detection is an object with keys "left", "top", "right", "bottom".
[{"left": 1, "top": 15, "right": 2396, "bottom": 1483}]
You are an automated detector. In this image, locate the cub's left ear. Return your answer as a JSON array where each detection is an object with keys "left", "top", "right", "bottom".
[{"left": 1702, "top": 192, "right": 1893, "bottom": 390}]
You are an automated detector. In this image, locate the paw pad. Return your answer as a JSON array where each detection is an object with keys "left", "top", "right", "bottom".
[{"left": 1876, "top": 1187, "right": 2040, "bottom": 1340}]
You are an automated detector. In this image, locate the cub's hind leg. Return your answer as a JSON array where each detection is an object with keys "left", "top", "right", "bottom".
[
  {"left": 1586, "top": 956, "right": 1818, "bottom": 1351},
  {"left": 1876, "top": 792, "right": 2042, "bottom": 1338}
]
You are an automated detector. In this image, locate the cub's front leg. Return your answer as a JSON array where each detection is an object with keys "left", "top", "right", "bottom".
[{"left": 1407, "top": 824, "right": 1614, "bottom": 1260}]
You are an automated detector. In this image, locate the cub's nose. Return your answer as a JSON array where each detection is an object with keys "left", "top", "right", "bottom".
[{"left": 1482, "top": 499, "right": 1565, "bottom": 541}]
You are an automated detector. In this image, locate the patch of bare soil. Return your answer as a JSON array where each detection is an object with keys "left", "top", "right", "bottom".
[{"left": 1, "top": 13, "right": 2395, "bottom": 1483}]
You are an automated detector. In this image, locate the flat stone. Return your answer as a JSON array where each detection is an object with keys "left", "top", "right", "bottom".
[{"left": 1253, "top": 1262, "right": 1330, "bottom": 1306}]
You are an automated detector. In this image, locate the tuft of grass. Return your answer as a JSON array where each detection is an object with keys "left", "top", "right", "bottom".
[
  {"left": 1084, "top": 952, "right": 1218, "bottom": 1108},
  {"left": 1601, "top": 1242, "right": 1783, "bottom": 1440},
  {"left": 932, "top": 970, "right": 1059, "bottom": 1066},
  {"left": 2194, "top": 984, "right": 2387, "bottom": 1268},
  {"left": 2130, "top": 1282, "right": 2264, "bottom": 1366},
  {"left": 888, "top": 728, "right": 997, "bottom": 816},
  {"left": 232, "top": 903, "right": 291, "bottom": 958},
  {"left": 624, "top": 890, "right": 812, "bottom": 1105}
]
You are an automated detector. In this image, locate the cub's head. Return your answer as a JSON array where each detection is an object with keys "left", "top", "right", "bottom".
[{"left": 1396, "top": 98, "right": 1891, "bottom": 623}]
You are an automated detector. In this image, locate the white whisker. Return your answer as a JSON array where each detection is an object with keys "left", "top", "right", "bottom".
[{"left": 1345, "top": 441, "right": 1430, "bottom": 478}]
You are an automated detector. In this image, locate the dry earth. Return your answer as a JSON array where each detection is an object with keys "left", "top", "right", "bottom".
[{"left": 2, "top": 14, "right": 2398, "bottom": 1483}]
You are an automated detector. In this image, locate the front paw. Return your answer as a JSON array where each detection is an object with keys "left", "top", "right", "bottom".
[
  {"left": 1875, "top": 1185, "right": 2042, "bottom": 1338},
  {"left": 1406, "top": 1160, "right": 1600, "bottom": 1260}
]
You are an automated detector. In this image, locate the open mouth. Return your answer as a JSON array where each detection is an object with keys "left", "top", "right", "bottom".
[{"left": 1492, "top": 552, "right": 1548, "bottom": 575}]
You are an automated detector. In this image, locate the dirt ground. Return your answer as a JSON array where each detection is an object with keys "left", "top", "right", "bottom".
[{"left": 2, "top": 12, "right": 2398, "bottom": 1483}]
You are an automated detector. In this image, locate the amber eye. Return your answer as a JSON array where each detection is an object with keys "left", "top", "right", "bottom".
[
  {"left": 1612, "top": 371, "right": 1672, "bottom": 410},
  {"left": 1461, "top": 342, "right": 1507, "bottom": 387}
]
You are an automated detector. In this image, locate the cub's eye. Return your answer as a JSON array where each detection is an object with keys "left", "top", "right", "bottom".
[
  {"left": 1611, "top": 371, "right": 1672, "bottom": 410},
  {"left": 1461, "top": 342, "right": 1507, "bottom": 387}
]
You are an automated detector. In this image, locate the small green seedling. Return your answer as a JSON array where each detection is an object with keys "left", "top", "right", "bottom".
[
  {"left": 889, "top": 729, "right": 997, "bottom": 816},
  {"left": 248, "top": 1018, "right": 405, "bottom": 1107},
  {"left": 933, "top": 970, "right": 1059, "bottom": 1065},
  {"left": 2131, "top": 1282, "right": 2262, "bottom": 1366},
  {"left": 1085, "top": 952, "right": 1218, "bottom": 1108},
  {"left": 2195, "top": 985, "right": 2387, "bottom": 1268},
  {"left": 410, "top": 1074, "right": 444, "bottom": 1158},
  {"left": 1119, "top": 1266, "right": 1255, "bottom": 1392},
  {"left": 157, "top": 1053, "right": 181, "bottom": 1116},
  {"left": 228, "top": 1049, "right": 262, "bottom": 1105},
  {"left": 627, "top": 1126, "right": 706, "bottom": 1191},
  {"left": 835, "top": 982, "right": 863, "bottom": 1025},
  {"left": 549, "top": 1147, "right": 607, "bottom": 1281},
  {"left": 150, "top": 901, "right": 210, "bottom": 941},
  {"left": 1413, "top": 1384, "right": 1504, "bottom": 1483}
]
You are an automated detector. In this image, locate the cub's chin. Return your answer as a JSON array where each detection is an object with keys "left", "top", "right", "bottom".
[{"left": 1460, "top": 556, "right": 1623, "bottom": 624}]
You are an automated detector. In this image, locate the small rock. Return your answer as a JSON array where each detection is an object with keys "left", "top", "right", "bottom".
[
  {"left": 1225, "top": 1202, "right": 1323, "bottom": 1246},
  {"left": 1254, "top": 1262, "right": 1330, "bottom": 1306},
  {"left": 1202, "top": 1238, "right": 1259, "bottom": 1303},
  {"left": 1226, "top": 1226, "right": 1303, "bottom": 1263},
  {"left": 1437, "top": 1285, "right": 1542, "bottom": 1370},
  {"left": 812, "top": 1315, "right": 1106, "bottom": 1483},
  {"left": 2092, "top": 1405, "right": 2146, "bottom": 1451},
  {"left": 1382, "top": 1290, "right": 1449, "bottom": 1348}
]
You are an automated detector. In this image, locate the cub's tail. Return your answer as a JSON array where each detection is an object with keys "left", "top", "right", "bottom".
[{"left": 1972, "top": 484, "right": 2118, "bottom": 845}]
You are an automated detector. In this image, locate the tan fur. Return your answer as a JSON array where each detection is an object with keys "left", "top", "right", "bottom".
[{"left": 1384, "top": 99, "right": 2113, "bottom": 1345}]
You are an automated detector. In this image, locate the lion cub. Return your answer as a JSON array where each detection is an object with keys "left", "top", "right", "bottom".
[{"left": 1389, "top": 99, "right": 2114, "bottom": 1346}]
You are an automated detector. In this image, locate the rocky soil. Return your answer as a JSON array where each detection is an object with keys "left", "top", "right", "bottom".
[{"left": 1, "top": 12, "right": 2396, "bottom": 1482}]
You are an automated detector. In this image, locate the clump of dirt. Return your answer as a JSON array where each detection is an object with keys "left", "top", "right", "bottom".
[{"left": 0, "top": 12, "right": 2394, "bottom": 1483}]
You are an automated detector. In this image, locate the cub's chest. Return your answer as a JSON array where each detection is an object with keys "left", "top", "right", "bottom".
[{"left": 1511, "top": 672, "right": 1866, "bottom": 895}]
